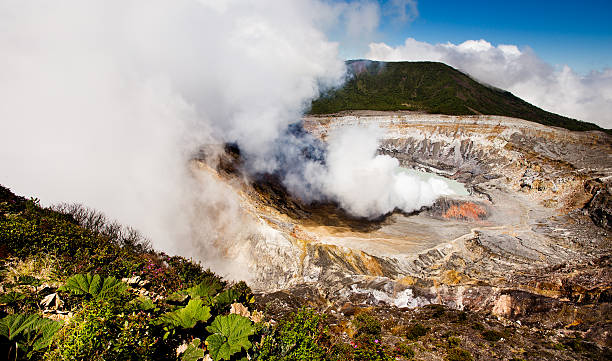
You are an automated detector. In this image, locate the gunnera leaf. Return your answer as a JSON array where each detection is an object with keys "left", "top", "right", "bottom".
[
  {"left": 156, "top": 298, "right": 211, "bottom": 330},
  {"left": 29, "top": 317, "right": 63, "bottom": 352},
  {"left": 186, "top": 277, "right": 223, "bottom": 300},
  {"left": 205, "top": 314, "right": 254, "bottom": 361},
  {"left": 213, "top": 289, "right": 240, "bottom": 310},
  {"left": 96, "top": 276, "right": 128, "bottom": 298},
  {"left": 0, "top": 314, "right": 39, "bottom": 340},
  {"left": 58, "top": 273, "right": 127, "bottom": 299},
  {"left": 181, "top": 338, "right": 205, "bottom": 361},
  {"left": 0, "top": 313, "right": 62, "bottom": 357}
]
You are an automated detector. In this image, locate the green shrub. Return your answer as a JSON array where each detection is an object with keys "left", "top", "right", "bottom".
[
  {"left": 350, "top": 334, "right": 394, "bottom": 361},
  {"left": 166, "top": 256, "right": 220, "bottom": 289},
  {"left": 256, "top": 308, "right": 328, "bottom": 361},
  {"left": 328, "top": 343, "right": 354, "bottom": 361},
  {"left": 405, "top": 323, "right": 429, "bottom": 340},
  {"left": 48, "top": 298, "right": 156, "bottom": 361},
  {"left": 425, "top": 304, "right": 446, "bottom": 318},
  {"left": 352, "top": 312, "right": 381, "bottom": 337},
  {"left": 328, "top": 336, "right": 396, "bottom": 361},
  {"left": 446, "top": 347, "right": 473, "bottom": 361},
  {"left": 471, "top": 322, "right": 485, "bottom": 331},
  {"left": 394, "top": 342, "right": 415, "bottom": 358},
  {"left": 447, "top": 336, "right": 461, "bottom": 347}
]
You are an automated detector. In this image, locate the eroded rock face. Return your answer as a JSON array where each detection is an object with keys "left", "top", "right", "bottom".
[
  {"left": 194, "top": 111, "right": 611, "bottom": 347},
  {"left": 585, "top": 179, "right": 612, "bottom": 230}
]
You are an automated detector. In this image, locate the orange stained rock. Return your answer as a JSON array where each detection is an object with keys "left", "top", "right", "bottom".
[{"left": 443, "top": 202, "right": 486, "bottom": 221}]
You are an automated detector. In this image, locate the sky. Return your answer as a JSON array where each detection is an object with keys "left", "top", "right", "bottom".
[
  {"left": 336, "top": 0, "right": 612, "bottom": 74},
  {"left": 327, "top": 0, "right": 612, "bottom": 128}
]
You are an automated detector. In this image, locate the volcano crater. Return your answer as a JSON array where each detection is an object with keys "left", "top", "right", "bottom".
[{"left": 194, "top": 111, "right": 611, "bottom": 329}]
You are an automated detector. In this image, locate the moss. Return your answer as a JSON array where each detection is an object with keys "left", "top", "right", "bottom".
[
  {"left": 455, "top": 311, "right": 468, "bottom": 323},
  {"left": 562, "top": 336, "right": 601, "bottom": 354},
  {"left": 551, "top": 342, "right": 565, "bottom": 350}
]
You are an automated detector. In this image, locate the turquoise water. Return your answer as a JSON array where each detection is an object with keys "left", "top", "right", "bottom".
[{"left": 398, "top": 167, "right": 469, "bottom": 196}]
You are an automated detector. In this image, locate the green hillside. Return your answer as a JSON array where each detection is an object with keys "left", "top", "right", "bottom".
[
  {"left": 2, "top": 185, "right": 609, "bottom": 360},
  {"left": 310, "top": 60, "right": 606, "bottom": 132}
]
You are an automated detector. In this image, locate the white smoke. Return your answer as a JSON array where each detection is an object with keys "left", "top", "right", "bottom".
[
  {"left": 0, "top": 1, "right": 449, "bottom": 279},
  {"left": 310, "top": 126, "right": 454, "bottom": 218},
  {"left": 366, "top": 38, "right": 612, "bottom": 129}
]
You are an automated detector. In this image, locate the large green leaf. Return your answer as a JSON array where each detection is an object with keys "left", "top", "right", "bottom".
[
  {"left": 181, "top": 338, "right": 205, "bottom": 361},
  {"left": 58, "top": 273, "right": 127, "bottom": 299},
  {"left": 186, "top": 277, "right": 223, "bottom": 300},
  {"left": 0, "top": 314, "right": 39, "bottom": 341},
  {"left": 0, "top": 313, "right": 62, "bottom": 358},
  {"left": 27, "top": 318, "right": 63, "bottom": 352},
  {"left": 205, "top": 314, "right": 254, "bottom": 361},
  {"left": 213, "top": 289, "right": 240, "bottom": 310},
  {"left": 156, "top": 298, "right": 211, "bottom": 330}
]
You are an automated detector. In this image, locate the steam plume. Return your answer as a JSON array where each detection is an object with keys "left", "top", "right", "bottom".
[
  {"left": 0, "top": 1, "right": 450, "bottom": 279},
  {"left": 304, "top": 126, "right": 454, "bottom": 218}
]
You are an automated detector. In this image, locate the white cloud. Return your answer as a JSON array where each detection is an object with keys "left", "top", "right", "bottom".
[
  {"left": 384, "top": 0, "right": 419, "bottom": 24},
  {"left": 315, "top": 1, "right": 383, "bottom": 59},
  {"left": 343, "top": 1, "right": 381, "bottom": 38},
  {"left": 366, "top": 38, "right": 612, "bottom": 128}
]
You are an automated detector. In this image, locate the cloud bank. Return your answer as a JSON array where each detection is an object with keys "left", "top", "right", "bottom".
[
  {"left": 0, "top": 0, "right": 344, "bottom": 269},
  {"left": 367, "top": 38, "right": 612, "bottom": 128}
]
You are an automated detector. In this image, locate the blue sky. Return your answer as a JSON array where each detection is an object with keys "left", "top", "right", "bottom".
[{"left": 338, "top": 0, "right": 612, "bottom": 74}]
